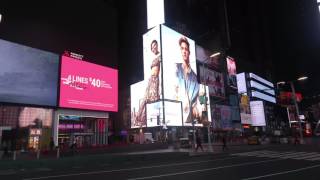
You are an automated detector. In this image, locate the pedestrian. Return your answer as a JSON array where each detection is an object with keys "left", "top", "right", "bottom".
[
  {"left": 222, "top": 135, "right": 228, "bottom": 151},
  {"left": 49, "top": 137, "right": 54, "bottom": 151},
  {"left": 195, "top": 132, "right": 203, "bottom": 152},
  {"left": 294, "top": 134, "right": 299, "bottom": 145}
]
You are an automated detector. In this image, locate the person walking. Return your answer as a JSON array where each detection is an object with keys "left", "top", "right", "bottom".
[
  {"left": 195, "top": 132, "right": 203, "bottom": 152},
  {"left": 222, "top": 134, "right": 228, "bottom": 151}
]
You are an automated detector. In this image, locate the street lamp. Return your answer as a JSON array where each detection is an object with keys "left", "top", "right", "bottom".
[{"left": 277, "top": 76, "right": 308, "bottom": 144}]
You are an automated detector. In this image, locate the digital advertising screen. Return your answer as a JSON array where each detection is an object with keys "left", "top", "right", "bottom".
[
  {"left": 146, "top": 101, "right": 162, "bottom": 127},
  {"left": 226, "top": 56, "right": 237, "bottom": 88},
  {"left": 199, "top": 66, "right": 225, "bottom": 98},
  {"left": 161, "top": 25, "right": 198, "bottom": 125},
  {"left": 237, "top": 73, "right": 247, "bottom": 94},
  {"left": 211, "top": 105, "right": 233, "bottom": 129},
  {"left": 142, "top": 25, "right": 162, "bottom": 101},
  {"left": 250, "top": 101, "right": 266, "bottom": 126},
  {"left": 239, "top": 94, "right": 252, "bottom": 124},
  {"left": 130, "top": 80, "right": 147, "bottom": 128},
  {"left": 183, "top": 84, "right": 212, "bottom": 127},
  {"left": 0, "top": 39, "right": 59, "bottom": 107},
  {"left": 59, "top": 55, "right": 118, "bottom": 112},
  {"left": 147, "top": 0, "right": 165, "bottom": 29},
  {"left": 164, "top": 101, "right": 183, "bottom": 126}
]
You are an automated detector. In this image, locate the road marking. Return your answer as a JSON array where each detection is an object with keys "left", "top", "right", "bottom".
[
  {"left": 22, "top": 156, "right": 240, "bottom": 180},
  {"left": 127, "top": 159, "right": 283, "bottom": 180},
  {"left": 232, "top": 150, "right": 320, "bottom": 161},
  {"left": 241, "top": 164, "right": 320, "bottom": 180}
]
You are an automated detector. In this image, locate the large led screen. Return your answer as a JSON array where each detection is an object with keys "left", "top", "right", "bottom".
[
  {"left": 0, "top": 39, "right": 59, "bottom": 106},
  {"left": 161, "top": 25, "right": 198, "bottom": 125},
  {"left": 146, "top": 101, "right": 163, "bottom": 127},
  {"left": 211, "top": 105, "right": 233, "bottom": 129},
  {"left": 131, "top": 80, "right": 147, "bottom": 128},
  {"left": 250, "top": 101, "right": 266, "bottom": 126},
  {"left": 164, "top": 101, "right": 183, "bottom": 126},
  {"left": 59, "top": 55, "right": 118, "bottom": 112},
  {"left": 226, "top": 56, "right": 237, "bottom": 88},
  {"left": 142, "top": 25, "right": 162, "bottom": 101},
  {"left": 147, "top": 0, "right": 165, "bottom": 29},
  {"left": 199, "top": 66, "right": 225, "bottom": 98},
  {"left": 239, "top": 94, "right": 252, "bottom": 124}
]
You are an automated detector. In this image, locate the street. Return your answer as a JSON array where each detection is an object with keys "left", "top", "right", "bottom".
[{"left": 1, "top": 144, "right": 320, "bottom": 180}]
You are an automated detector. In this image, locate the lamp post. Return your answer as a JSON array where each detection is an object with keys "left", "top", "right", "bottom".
[{"left": 277, "top": 76, "right": 308, "bottom": 144}]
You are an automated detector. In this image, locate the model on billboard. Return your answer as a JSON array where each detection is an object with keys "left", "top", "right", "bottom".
[
  {"left": 135, "top": 40, "right": 161, "bottom": 126},
  {"left": 174, "top": 37, "right": 200, "bottom": 123}
]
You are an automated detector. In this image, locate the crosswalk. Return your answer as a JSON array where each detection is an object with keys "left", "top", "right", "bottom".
[{"left": 231, "top": 150, "right": 320, "bottom": 161}]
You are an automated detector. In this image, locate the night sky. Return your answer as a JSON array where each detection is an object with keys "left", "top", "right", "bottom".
[
  {"left": 269, "top": 0, "right": 320, "bottom": 97},
  {"left": 0, "top": 0, "right": 319, "bottom": 99}
]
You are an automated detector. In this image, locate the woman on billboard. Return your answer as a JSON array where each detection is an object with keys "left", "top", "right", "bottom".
[{"left": 135, "top": 40, "right": 161, "bottom": 127}]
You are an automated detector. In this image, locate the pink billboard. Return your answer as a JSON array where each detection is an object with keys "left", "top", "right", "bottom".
[{"left": 59, "top": 55, "right": 118, "bottom": 112}]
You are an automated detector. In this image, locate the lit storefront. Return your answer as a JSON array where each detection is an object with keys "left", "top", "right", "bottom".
[{"left": 0, "top": 106, "right": 53, "bottom": 151}]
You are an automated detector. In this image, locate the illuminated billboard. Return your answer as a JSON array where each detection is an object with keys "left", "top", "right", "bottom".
[
  {"left": 130, "top": 80, "right": 147, "bottom": 128},
  {"left": 142, "top": 25, "right": 162, "bottom": 101},
  {"left": 0, "top": 39, "right": 59, "bottom": 107},
  {"left": 211, "top": 105, "right": 233, "bottom": 129},
  {"left": 59, "top": 55, "right": 118, "bottom": 112},
  {"left": 237, "top": 73, "right": 247, "bottom": 94},
  {"left": 164, "top": 101, "right": 183, "bottom": 126},
  {"left": 147, "top": 0, "right": 165, "bottom": 29},
  {"left": 161, "top": 25, "right": 198, "bottom": 125},
  {"left": 146, "top": 101, "right": 162, "bottom": 127},
  {"left": 239, "top": 94, "right": 251, "bottom": 124},
  {"left": 131, "top": 25, "right": 212, "bottom": 128},
  {"left": 250, "top": 101, "right": 266, "bottom": 126},
  {"left": 226, "top": 56, "right": 237, "bottom": 88},
  {"left": 199, "top": 66, "right": 225, "bottom": 98}
]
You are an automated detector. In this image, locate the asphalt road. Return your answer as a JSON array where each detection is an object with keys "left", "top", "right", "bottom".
[{"left": 2, "top": 144, "right": 320, "bottom": 180}]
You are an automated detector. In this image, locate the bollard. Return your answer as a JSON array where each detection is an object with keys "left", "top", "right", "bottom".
[
  {"left": 56, "top": 147, "right": 60, "bottom": 159},
  {"left": 13, "top": 150, "right": 16, "bottom": 161}
]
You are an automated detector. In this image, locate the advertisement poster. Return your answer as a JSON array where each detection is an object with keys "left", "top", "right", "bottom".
[
  {"left": 250, "top": 101, "right": 266, "bottom": 126},
  {"left": 226, "top": 56, "right": 237, "bottom": 88},
  {"left": 146, "top": 101, "right": 162, "bottom": 127},
  {"left": 199, "top": 66, "right": 225, "bottom": 98},
  {"left": 59, "top": 55, "right": 118, "bottom": 112},
  {"left": 161, "top": 25, "right": 199, "bottom": 125},
  {"left": 0, "top": 39, "right": 59, "bottom": 106},
  {"left": 240, "top": 94, "right": 252, "bottom": 124},
  {"left": 130, "top": 80, "right": 147, "bottom": 128},
  {"left": 164, "top": 101, "right": 183, "bottom": 126},
  {"left": 211, "top": 105, "right": 232, "bottom": 129}
]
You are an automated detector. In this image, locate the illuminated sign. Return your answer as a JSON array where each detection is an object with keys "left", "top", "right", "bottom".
[
  {"left": 250, "top": 101, "right": 266, "bottom": 126},
  {"left": 30, "top": 129, "right": 42, "bottom": 136},
  {"left": 0, "top": 39, "right": 59, "bottom": 106},
  {"left": 250, "top": 80, "right": 275, "bottom": 96},
  {"left": 59, "top": 55, "right": 118, "bottom": 112},
  {"left": 249, "top": 73, "right": 274, "bottom": 88},
  {"left": 237, "top": 73, "right": 247, "bottom": 94},
  {"left": 147, "top": 0, "right": 165, "bottom": 29},
  {"left": 226, "top": 56, "right": 237, "bottom": 88}
]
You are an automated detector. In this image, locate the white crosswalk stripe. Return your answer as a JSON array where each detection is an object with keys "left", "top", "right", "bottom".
[{"left": 231, "top": 150, "right": 320, "bottom": 161}]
